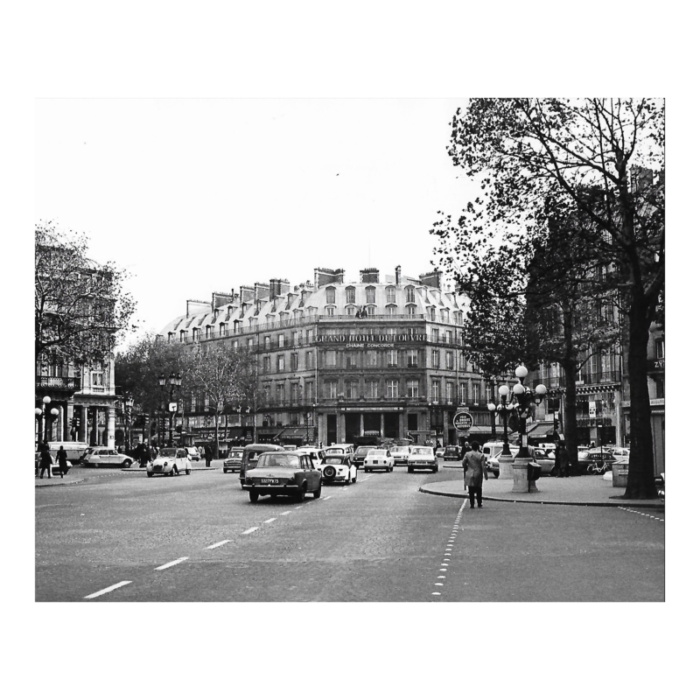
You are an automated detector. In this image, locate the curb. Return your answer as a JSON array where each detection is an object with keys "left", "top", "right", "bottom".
[{"left": 418, "top": 484, "right": 666, "bottom": 510}]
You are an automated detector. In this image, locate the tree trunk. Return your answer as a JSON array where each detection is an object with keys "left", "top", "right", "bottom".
[
  {"left": 562, "top": 359, "right": 580, "bottom": 475},
  {"left": 624, "top": 296, "right": 658, "bottom": 499},
  {"left": 214, "top": 412, "right": 220, "bottom": 459}
]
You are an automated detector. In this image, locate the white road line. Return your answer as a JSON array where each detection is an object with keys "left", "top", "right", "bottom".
[
  {"left": 295, "top": 505, "right": 304, "bottom": 509},
  {"left": 281, "top": 511, "right": 292, "bottom": 516},
  {"left": 432, "top": 592, "right": 441, "bottom": 596},
  {"left": 322, "top": 496, "right": 333, "bottom": 500},
  {"left": 206, "top": 540, "right": 231, "bottom": 549},
  {"left": 242, "top": 527, "right": 259, "bottom": 535},
  {"left": 435, "top": 582, "right": 444, "bottom": 586},
  {"left": 155, "top": 557, "right": 189, "bottom": 571},
  {"left": 264, "top": 518, "right": 276, "bottom": 524},
  {"left": 84, "top": 581, "right": 132, "bottom": 600}
]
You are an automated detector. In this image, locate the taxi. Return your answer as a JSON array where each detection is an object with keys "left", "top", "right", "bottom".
[{"left": 243, "top": 450, "right": 322, "bottom": 503}]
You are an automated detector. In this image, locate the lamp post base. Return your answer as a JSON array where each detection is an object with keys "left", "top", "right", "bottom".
[
  {"left": 498, "top": 454, "right": 515, "bottom": 480},
  {"left": 512, "top": 456, "right": 538, "bottom": 493}
]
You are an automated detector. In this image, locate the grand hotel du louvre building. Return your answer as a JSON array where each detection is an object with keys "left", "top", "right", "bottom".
[{"left": 156, "top": 266, "right": 517, "bottom": 448}]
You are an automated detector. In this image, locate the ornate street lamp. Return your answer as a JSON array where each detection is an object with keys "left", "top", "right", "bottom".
[
  {"left": 159, "top": 371, "right": 183, "bottom": 446},
  {"left": 488, "top": 385, "right": 516, "bottom": 457},
  {"left": 510, "top": 365, "right": 547, "bottom": 457}
]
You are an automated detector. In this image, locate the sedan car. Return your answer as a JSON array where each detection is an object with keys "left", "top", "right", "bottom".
[
  {"left": 320, "top": 454, "right": 357, "bottom": 484},
  {"left": 147, "top": 447, "right": 191, "bottom": 477},
  {"left": 443, "top": 445, "right": 462, "bottom": 461},
  {"left": 530, "top": 447, "right": 556, "bottom": 476},
  {"left": 186, "top": 447, "right": 201, "bottom": 461},
  {"left": 350, "top": 445, "right": 374, "bottom": 468},
  {"left": 363, "top": 449, "right": 394, "bottom": 472},
  {"left": 579, "top": 448, "right": 616, "bottom": 474},
  {"left": 435, "top": 447, "right": 446, "bottom": 459},
  {"left": 243, "top": 451, "right": 322, "bottom": 502},
  {"left": 389, "top": 445, "right": 411, "bottom": 465},
  {"left": 83, "top": 447, "right": 133, "bottom": 468},
  {"left": 223, "top": 447, "right": 244, "bottom": 473},
  {"left": 407, "top": 446, "right": 438, "bottom": 473}
]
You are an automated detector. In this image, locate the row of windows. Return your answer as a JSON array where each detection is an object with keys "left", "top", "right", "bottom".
[
  {"left": 318, "top": 378, "right": 495, "bottom": 402},
  {"left": 320, "top": 348, "right": 467, "bottom": 370},
  {"left": 325, "top": 285, "right": 414, "bottom": 305}
]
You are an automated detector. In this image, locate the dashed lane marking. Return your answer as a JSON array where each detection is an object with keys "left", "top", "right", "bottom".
[
  {"left": 84, "top": 581, "right": 132, "bottom": 600},
  {"left": 432, "top": 501, "right": 466, "bottom": 600},
  {"left": 242, "top": 527, "right": 259, "bottom": 535},
  {"left": 206, "top": 540, "right": 231, "bottom": 550},
  {"left": 322, "top": 496, "right": 333, "bottom": 500},
  {"left": 618, "top": 506, "right": 664, "bottom": 522},
  {"left": 155, "top": 557, "right": 189, "bottom": 571},
  {"left": 264, "top": 518, "right": 277, "bottom": 524},
  {"left": 281, "top": 511, "right": 292, "bottom": 516}
]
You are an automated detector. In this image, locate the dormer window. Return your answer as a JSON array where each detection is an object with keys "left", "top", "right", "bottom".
[
  {"left": 219, "top": 323, "right": 227, "bottom": 336},
  {"left": 386, "top": 286, "right": 396, "bottom": 304},
  {"left": 205, "top": 325, "right": 212, "bottom": 339},
  {"left": 346, "top": 287, "right": 355, "bottom": 305},
  {"left": 168, "top": 332, "right": 175, "bottom": 344},
  {"left": 193, "top": 328, "right": 200, "bottom": 342},
  {"left": 180, "top": 330, "right": 186, "bottom": 343},
  {"left": 405, "top": 286, "right": 415, "bottom": 303},
  {"left": 366, "top": 286, "right": 376, "bottom": 304},
  {"left": 326, "top": 287, "right": 336, "bottom": 305}
]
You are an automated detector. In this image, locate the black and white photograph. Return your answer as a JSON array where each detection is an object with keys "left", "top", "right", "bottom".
[{"left": 33, "top": 96, "right": 666, "bottom": 604}]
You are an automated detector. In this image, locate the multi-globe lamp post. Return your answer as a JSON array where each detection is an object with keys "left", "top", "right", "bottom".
[
  {"left": 35, "top": 395, "right": 59, "bottom": 444},
  {"left": 488, "top": 365, "right": 547, "bottom": 492},
  {"left": 159, "top": 371, "right": 182, "bottom": 447}
]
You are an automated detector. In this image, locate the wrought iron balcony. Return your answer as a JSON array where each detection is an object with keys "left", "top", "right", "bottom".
[{"left": 35, "top": 375, "right": 81, "bottom": 391}]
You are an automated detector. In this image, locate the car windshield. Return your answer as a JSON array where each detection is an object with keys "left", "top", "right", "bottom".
[
  {"left": 356, "top": 447, "right": 372, "bottom": 454},
  {"left": 367, "top": 450, "right": 385, "bottom": 456},
  {"left": 412, "top": 447, "right": 433, "bottom": 455},
  {"left": 325, "top": 457, "right": 345, "bottom": 464},
  {"left": 257, "top": 454, "right": 300, "bottom": 469},
  {"left": 228, "top": 450, "right": 243, "bottom": 458},
  {"left": 326, "top": 448, "right": 345, "bottom": 455},
  {"left": 160, "top": 448, "right": 177, "bottom": 457}
]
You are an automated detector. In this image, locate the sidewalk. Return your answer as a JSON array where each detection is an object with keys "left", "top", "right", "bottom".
[
  {"left": 35, "top": 460, "right": 221, "bottom": 487},
  {"left": 420, "top": 473, "right": 665, "bottom": 509}
]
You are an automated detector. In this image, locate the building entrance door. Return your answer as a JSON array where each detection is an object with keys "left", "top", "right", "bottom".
[
  {"left": 327, "top": 414, "right": 337, "bottom": 445},
  {"left": 345, "top": 413, "right": 361, "bottom": 444}
]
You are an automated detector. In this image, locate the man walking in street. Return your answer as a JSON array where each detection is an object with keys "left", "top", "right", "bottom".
[
  {"left": 56, "top": 445, "right": 69, "bottom": 478},
  {"left": 204, "top": 444, "right": 212, "bottom": 467},
  {"left": 555, "top": 440, "right": 570, "bottom": 477},
  {"left": 462, "top": 441, "right": 488, "bottom": 509}
]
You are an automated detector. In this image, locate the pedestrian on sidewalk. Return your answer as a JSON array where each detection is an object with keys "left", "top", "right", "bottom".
[
  {"left": 462, "top": 441, "right": 488, "bottom": 508},
  {"left": 56, "top": 445, "right": 69, "bottom": 478},
  {"left": 555, "top": 440, "right": 570, "bottom": 478},
  {"left": 204, "top": 444, "right": 212, "bottom": 467},
  {"left": 38, "top": 443, "right": 53, "bottom": 479}
]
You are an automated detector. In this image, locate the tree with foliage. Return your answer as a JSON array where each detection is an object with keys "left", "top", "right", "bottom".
[
  {"left": 114, "top": 334, "right": 187, "bottom": 445},
  {"left": 36, "top": 222, "right": 136, "bottom": 365},
  {"left": 432, "top": 98, "right": 664, "bottom": 499},
  {"left": 180, "top": 343, "right": 260, "bottom": 457}
]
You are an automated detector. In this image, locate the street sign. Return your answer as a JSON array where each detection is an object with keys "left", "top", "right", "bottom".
[
  {"left": 169, "top": 402, "right": 178, "bottom": 413},
  {"left": 453, "top": 411, "right": 473, "bottom": 431}
]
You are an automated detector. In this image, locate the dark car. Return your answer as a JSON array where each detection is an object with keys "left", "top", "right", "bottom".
[
  {"left": 351, "top": 445, "right": 374, "bottom": 468},
  {"left": 579, "top": 448, "right": 616, "bottom": 474},
  {"left": 242, "top": 451, "right": 322, "bottom": 502},
  {"left": 443, "top": 445, "right": 461, "bottom": 461},
  {"left": 223, "top": 447, "right": 244, "bottom": 473}
]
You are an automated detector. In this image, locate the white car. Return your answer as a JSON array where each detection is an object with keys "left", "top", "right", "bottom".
[
  {"left": 320, "top": 454, "right": 357, "bottom": 484},
  {"left": 83, "top": 447, "right": 134, "bottom": 468},
  {"left": 186, "top": 447, "right": 201, "bottom": 461},
  {"left": 147, "top": 447, "right": 191, "bottom": 477},
  {"left": 407, "top": 446, "right": 438, "bottom": 473},
  {"left": 389, "top": 445, "right": 411, "bottom": 465},
  {"left": 296, "top": 447, "right": 327, "bottom": 471},
  {"left": 364, "top": 449, "right": 395, "bottom": 472}
]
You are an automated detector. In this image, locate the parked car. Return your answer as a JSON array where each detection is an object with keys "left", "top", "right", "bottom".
[
  {"left": 147, "top": 447, "right": 191, "bottom": 477},
  {"left": 351, "top": 445, "right": 374, "bottom": 468},
  {"left": 407, "top": 446, "right": 438, "bottom": 473},
  {"left": 363, "top": 448, "right": 395, "bottom": 472},
  {"left": 186, "top": 447, "right": 201, "bottom": 461},
  {"left": 239, "top": 443, "right": 285, "bottom": 486},
  {"left": 389, "top": 445, "right": 412, "bottom": 465},
  {"left": 655, "top": 472, "right": 664, "bottom": 498},
  {"left": 321, "top": 454, "right": 357, "bottom": 484},
  {"left": 243, "top": 450, "right": 322, "bottom": 502},
  {"left": 443, "top": 445, "right": 461, "bottom": 461},
  {"left": 223, "top": 447, "right": 244, "bottom": 473},
  {"left": 607, "top": 447, "right": 630, "bottom": 459},
  {"left": 435, "top": 447, "right": 446, "bottom": 459},
  {"left": 83, "top": 447, "right": 133, "bottom": 468},
  {"left": 530, "top": 447, "right": 557, "bottom": 476},
  {"left": 579, "top": 448, "right": 616, "bottom": 473}
]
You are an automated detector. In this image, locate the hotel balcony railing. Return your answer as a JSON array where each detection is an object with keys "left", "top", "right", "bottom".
[{"left": 35, "top": 375, "right": 81, "bottom": 391}]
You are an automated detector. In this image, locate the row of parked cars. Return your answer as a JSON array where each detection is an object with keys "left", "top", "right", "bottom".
[{"left": 221, "top": 442, "right": 442, "bottom": 503}]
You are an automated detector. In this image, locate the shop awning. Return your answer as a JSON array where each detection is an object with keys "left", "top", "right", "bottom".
[
  {"left": 525, "top": 422, "right": 557, "bottom": 439},
  {"left": 461, "top": 426, "right": 496, "bottom": 434}
]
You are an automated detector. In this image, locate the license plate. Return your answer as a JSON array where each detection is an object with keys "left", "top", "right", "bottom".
[
  {"left": 373, "top": 461, "right": 378, "bottom": 464},
  {"left": 259, "top": 478, "right": 279, "bottom": 484}
]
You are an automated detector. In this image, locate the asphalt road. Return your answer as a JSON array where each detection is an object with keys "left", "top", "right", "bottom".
[{"left": 35, "top": 463, "right": 664, "bottom": 602}]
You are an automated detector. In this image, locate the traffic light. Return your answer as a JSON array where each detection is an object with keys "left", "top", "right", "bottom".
[{"left": 71, "top": 417, "right": 81, "bottom": 429}]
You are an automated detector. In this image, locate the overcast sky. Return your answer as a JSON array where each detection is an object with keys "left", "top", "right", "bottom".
[{"left": 35, "top": 98, "right": 479, "bottom": 346}]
